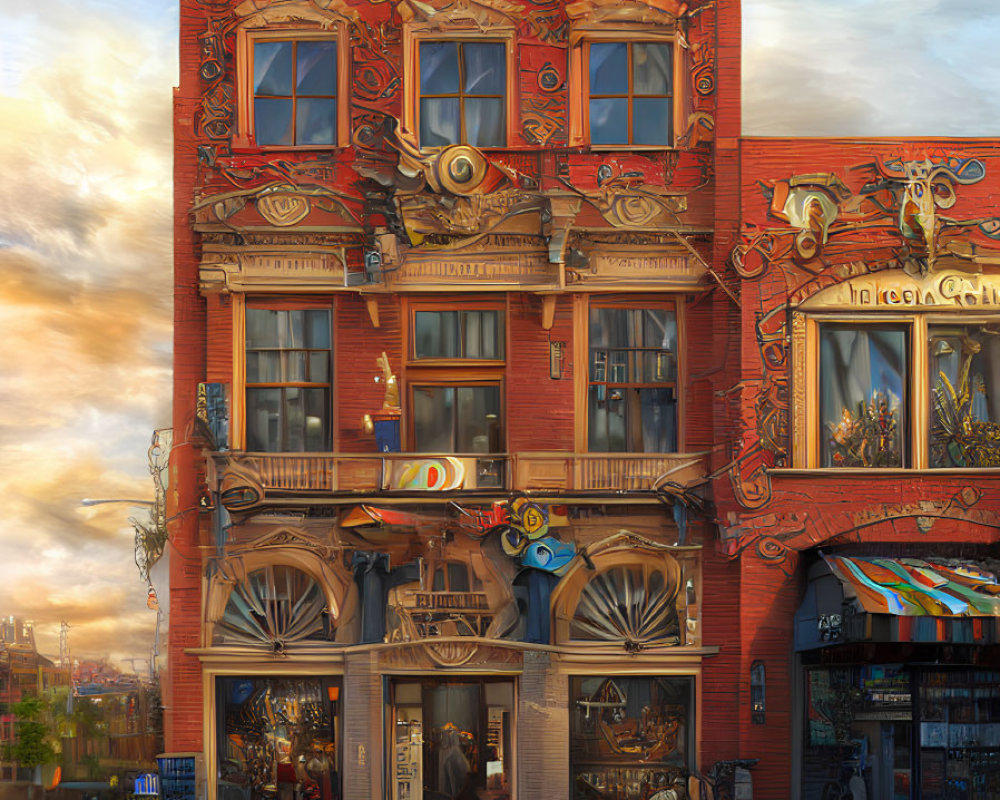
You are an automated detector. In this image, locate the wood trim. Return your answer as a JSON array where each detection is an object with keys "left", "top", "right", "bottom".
[
  {"left": 676, "top": 293, "right": 687, "bottom": 451},
  {"left": 573, "top": 294, "right": 589, "bottom": 453},
  {"left": 581, "top": 295, "right": 682, "bottom": 454},
  {"left": 568, "top": 29, "right": 678, "bottom": 148},
  {"left": 233, "top": 26, "right": 349, "bottom": 150},
  {"left": 912, "top": 315, "right": 928, "bottom": 469},
  {"left": 235, "top": 296, "right": 337, "bottom": 451},
  {"left": 201, "top": 666, "right": 346, "bottom": 800},
  {"left": 401, "top": 27, "right": 516, "bottom": 150},
  {"left": 232, "top": 295, "right": 247, "bottom": 450},
  {"left": 790, "top": 311, "right": 807, "bottom": 469},
  {"left": 405, "top": 379, "right": 506, "bottom": 451}
]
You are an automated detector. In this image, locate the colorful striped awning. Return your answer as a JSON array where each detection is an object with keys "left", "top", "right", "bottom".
[{"left": 823, "top": 555, "right": 1000, "bottom": 617}]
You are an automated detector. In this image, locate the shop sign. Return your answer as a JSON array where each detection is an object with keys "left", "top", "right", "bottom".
[
  {"left": 799, "top": 271, "right": 1000, "bottom": 310},
  {"left": 134, "top": 773, "right": 160, "bottom": 796}
]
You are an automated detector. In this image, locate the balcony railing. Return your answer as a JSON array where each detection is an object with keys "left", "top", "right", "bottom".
[{"left": 219, "top": 451, "right": 707, "bottom": 497}]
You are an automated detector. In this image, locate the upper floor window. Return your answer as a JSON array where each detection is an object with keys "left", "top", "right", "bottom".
[
  {"left": 418, "top": 40, "right": 507, "bottom": 148},
  {"left": 245, "top": 306, "right": 332, "bottom": 452},
  {"left": 588, "top": 304, "right": 678, "bottom": 452},
  {"left": 587, "top": 41, "right": 672, "bottom": 146},
  {"left": 413, "top": 309, "right": 504, "bottom": 360},
  {"left": 407, "top": 302, "right": 506, "bottom": 453},
  {"left": 800, "top": 314, "right": 1000, "bottom": 469},
  {"left": 235, "top": 29, "right": 348, "bottom": 149},
  {"left": 412, "top": 384, "right": 502, "bottom": 453}
]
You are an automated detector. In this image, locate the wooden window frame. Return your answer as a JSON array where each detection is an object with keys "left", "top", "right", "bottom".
[
  {"left": 401, "top": 27, "right": 516, "bottom": 151},
  {"left": 232, "top": 295, "right": 336, "bottom": 452},
  {"left": 234, "top": 26, "right": 350, "bottom": 151},
  {"left": 568, "top": 28, "right": 683, "bottom": 149},
  {"left": 576, "top": 295, "right": 685, "bottom": 454},
  {"left": 792, "top": 310, "right": 1000, "bottom": 470},
  {"left": 403, "top": 298, "right": 508, "bottom": 453}
]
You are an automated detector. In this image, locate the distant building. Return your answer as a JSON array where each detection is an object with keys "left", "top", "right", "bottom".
[{"left": 0, "top": 617, "right": 69, "bottom": 780}]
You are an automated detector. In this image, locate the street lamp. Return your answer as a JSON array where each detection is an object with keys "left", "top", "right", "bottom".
[{"left": 80, "top": 498, "right": 155, "bottom": 507}]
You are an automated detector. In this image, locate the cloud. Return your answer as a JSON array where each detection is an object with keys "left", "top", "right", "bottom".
[
  {"left": 0, "top": 0, "right": 176, "bottom": 665},
  {"left": 743, "top": 0, "right": 1000, "bottom": 136}
]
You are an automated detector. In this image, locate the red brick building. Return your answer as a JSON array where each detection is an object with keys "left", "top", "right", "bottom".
[{"left": 168, "top": 0, "right": 1000, "bottom": 798}]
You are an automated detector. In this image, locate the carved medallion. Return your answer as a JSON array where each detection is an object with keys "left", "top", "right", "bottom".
[{"left": 256, "top": 193, "right": 312, "bottom": 226}]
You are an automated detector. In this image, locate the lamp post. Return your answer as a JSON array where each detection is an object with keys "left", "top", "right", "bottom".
[{"left": 80, "top": 499, "right": 155, "bottom": 507}]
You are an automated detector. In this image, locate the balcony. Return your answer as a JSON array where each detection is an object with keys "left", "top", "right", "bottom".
[{"left": 214, "top": 451, "right": 707, "bottom": 503}]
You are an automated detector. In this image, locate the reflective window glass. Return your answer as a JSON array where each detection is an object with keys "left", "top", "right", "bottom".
[
  {"left": 819, "top": 324, "right": 908, "bottom": 468},
  {"left": 418, "top": 41, "right": 506, "bottom": 147},
  {"left": 245, "top": 308, "right": 332, "bottom": 452},
  {"left": 588, "top": 307, "right": 678, "bottom": 452},
  {"left": 587, "top": 41, "right": 672, "bottom": 146},
  {"left": 253, "top": 39, "right": 337, "bottom": 146},
  {"left": 928, "top": 323, "right": 1000, "bottom": 468}
]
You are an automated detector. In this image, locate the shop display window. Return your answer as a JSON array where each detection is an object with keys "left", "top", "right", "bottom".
[
  {"left": 918, "top": 669, "right": 1000, "bottom": 800},
  {"left": 390, "top": 679, "right": 513, "bottom": 800},
  {"left": 802, "top": 666, "right": 1000, "bottom": 800},
  {"left": 216, "top": 676, "right": 341, "bottom": 800},
  {"left": 569, "top": 675, "right": 693, "bottom": 800}
]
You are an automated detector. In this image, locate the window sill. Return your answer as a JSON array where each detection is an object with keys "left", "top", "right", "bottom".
[
  {"left": 587, "top": 144, "right": 678, "bottom": 152},
  {"left": 229, "top": 142, "right": 347, "bottom": 155}
]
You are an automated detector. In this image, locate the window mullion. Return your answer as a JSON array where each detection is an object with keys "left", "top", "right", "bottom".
[
  {"left": 913, "top": 316, "right": 929, "bottom": 469},
  {"left": 626, "top": 43, "right": 634, "bottom": 144},
  {"left": 457, "top": 43, "right": 466, "bottom": 144},
  {"left": 290, "top": 41, "right": 298, "bottom": 145}
]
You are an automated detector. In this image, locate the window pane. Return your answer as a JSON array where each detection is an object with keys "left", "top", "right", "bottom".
[
  {"left": 283, "top": 310, "right": 305, "bottom": 348},
  {"left": 420, "top": 97, "right": 461, "bottom": 147},
  {"left": 462, "top": 42, "right": 505, "bottom": 94},
  {"left": 589, "top": 385, "right": 627, "bottom": 451},
  {"left": 589, "top": 98, "right": 628, "bottom": 145},
  {"left": 415, "top": 310, "right": 457, "bottom": 359},
  {"left": 464, "top": 98, "right": 505, "bottom": 147},
  {"left": 570, "top": 675, "right": 692, "bottom": 790},
  {"left": 246, "top": 388, "right": 282, "bottom": 451},
  {"left": 254, "top": 41, "right": 293, "bottom": 95},
  {"left": 217, "top": 676, "right": 339, "bottom": 800},
  {"left": 296, "top": 98, "right": 337, "bottom": 145},
  {"left": 283, "top": 351, "right": 307, "bottom": 382},
  {"left": 254, "top": 98, "right": 293, "bottom": 146},
  {"left": 820, "top": 325, "right": 907, "bottom": 468},
  {"left": 420, "top": 41, "right": 460, "bottom": 94},
  {"left": 296, "top": 40, "right": 336, "bottom": 94},
  {"left": 589, "top": 42, "right": 627, "bottom": 95},
  {"left": 304, "top": 309, "right": 331, "bottom": 348},
  {"left": 308, "top": 351, "right": 329, "bottom": 383},
  {"left": 413, "top": 386, "right": 455, "bottom": 451},
  {"left": 303, "top": 388, "right": 328, "bottom": 451},
  {"left": 929, "top": 324, "right": 1000, "bottom": 468},
  {"left": 284, "top": 387, "right": 305, "bottom": 451},
  {"left": 464, "top": 312, "right": 482, "bottom": 358},
  {"left": 633, "top": 97, "right": 671, "bottom": 146},
  {"left": 632, "top": 42, "right": 671, "bottom": 95},
  {"left": 456, "top": 386, "right": 500, "bottom": 452},
  {"left": 246, "top": 308, "right": 280, "bottom": 348},
  {"left": 638, "top": 387, "right": 676, "bottom": 452}
]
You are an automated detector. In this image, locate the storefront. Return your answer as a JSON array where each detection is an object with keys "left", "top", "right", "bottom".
[
  {"left": 796, "top": 554, "right": 1000, "bottom": 800},
  {"left": 216, "top": 676, "right": 342, "bottom": 800}
]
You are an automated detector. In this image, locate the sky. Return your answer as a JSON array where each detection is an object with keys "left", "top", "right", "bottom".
[{"left": 0, "top": 0, "right": 997, "bottom": 669}]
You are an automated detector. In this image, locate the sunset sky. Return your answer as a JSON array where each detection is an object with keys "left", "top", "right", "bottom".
[{"left": 0, "top": 0, "right": 997, "bottom": 668}]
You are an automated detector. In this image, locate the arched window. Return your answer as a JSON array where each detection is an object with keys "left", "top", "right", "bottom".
[
  {"left": 214, "top": 565, "right": 332, "bottom": 648},
  {"left": 570, "top": 563, "right": 680, "bottom": 648},
  {"left": 552, "top": 546, "right": 691, "bottom": 649}
]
